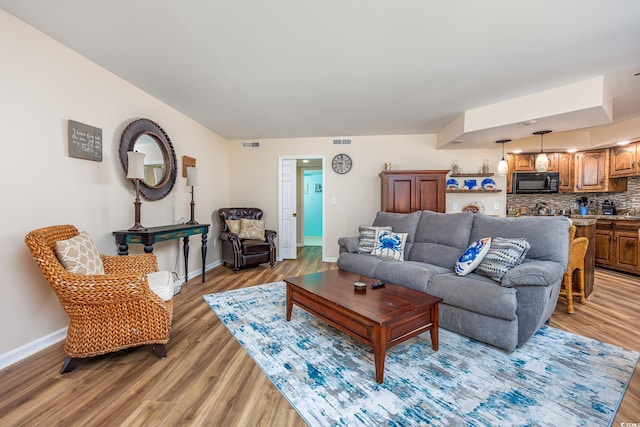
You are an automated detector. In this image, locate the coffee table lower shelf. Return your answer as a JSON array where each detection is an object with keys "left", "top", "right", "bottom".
[{"left": 285, "top": 272, "right": 441, "bottom": 384}]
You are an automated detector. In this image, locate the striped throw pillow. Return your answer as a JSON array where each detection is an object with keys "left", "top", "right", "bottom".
[
  {"left": 357, "top": 225, "right": 392, "bottom": 254},
  {"left": 475, "top": 237, "right": 530, "bottom": 282}
]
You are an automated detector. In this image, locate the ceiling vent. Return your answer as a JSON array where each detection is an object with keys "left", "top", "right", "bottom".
[
  {"left": 332, "top": 138, "right": 352, "bottom": 145},
  {"left": 242, "top": 141, "right": 261, "bottom": 148}
]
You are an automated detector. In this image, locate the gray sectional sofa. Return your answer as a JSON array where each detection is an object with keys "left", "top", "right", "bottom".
[{"left": 337, "top": 210, "right": 570, "bottom": 352}]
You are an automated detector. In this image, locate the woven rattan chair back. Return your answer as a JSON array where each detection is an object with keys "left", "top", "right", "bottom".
[{"left": 560, "top": 225, "right": 589, "bottom": 314}]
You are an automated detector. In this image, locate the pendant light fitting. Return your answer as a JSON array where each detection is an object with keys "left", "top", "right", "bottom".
[
  {"left": 495, "top": 139, "right": 511, "bottom": 176},
  {"left": 533, "top": 130, "right": 552, "bottom": 172}
]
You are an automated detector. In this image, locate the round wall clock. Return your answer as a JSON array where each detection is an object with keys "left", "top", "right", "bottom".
[{"left": 331, "top": 153, "right": 352, "bottom": 174}]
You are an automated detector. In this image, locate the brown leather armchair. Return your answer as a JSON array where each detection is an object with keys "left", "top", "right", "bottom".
[{"left": 218, "top": 208, "right": 277, "bottom": 273}]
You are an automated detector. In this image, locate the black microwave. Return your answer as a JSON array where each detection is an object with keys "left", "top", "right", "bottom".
[{"left": 512, "top": 172, "right": 559, "bottom": 194}]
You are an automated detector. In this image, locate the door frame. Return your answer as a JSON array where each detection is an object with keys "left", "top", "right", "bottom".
[{"left": 278, "top": 155, "right": 326, "bottom": 261}]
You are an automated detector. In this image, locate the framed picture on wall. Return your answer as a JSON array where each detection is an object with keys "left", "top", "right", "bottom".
[{"left": 315, "top": 184, "right": 322, "bottom": 193}]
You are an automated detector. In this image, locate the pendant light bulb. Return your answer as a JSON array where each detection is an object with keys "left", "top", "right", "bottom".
[
  {"left": 533, "top": 130, "right": 551, "bottom": 172},
  {"left": 496, "top": 139, "right": 510, "bottom": 176}
]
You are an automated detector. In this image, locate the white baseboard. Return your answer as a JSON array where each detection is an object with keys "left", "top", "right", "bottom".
[{"left": 0, "top": 327, "right": 67, "bottom": 371}]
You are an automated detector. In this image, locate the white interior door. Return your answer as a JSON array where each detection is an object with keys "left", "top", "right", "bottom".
[{"left": 279, "top": 158, "right": 297, "bottom": 259}]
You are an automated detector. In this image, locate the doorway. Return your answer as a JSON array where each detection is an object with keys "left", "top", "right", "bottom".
[
  {"left": 302, "top": 168, "right": 323, "bottom": 247},
  {"left": 278, "top": 156, "right": 325, "bottom": 261}
]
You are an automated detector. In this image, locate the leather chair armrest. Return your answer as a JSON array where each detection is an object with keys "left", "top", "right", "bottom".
[
  {"left": 265, "top": 229, "right": 277, "bottom": 244},
  {"left": 220, "top": 231, "right": 242, "bottom": 252}
]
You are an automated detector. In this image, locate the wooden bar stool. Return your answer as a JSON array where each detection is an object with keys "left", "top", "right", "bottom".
[{"left": 560, "top": 225, "right": 589, "bottom": 314}]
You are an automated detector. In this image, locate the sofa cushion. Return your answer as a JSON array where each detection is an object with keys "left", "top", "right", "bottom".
[
  {"left": 357, "top": 225, "right": 392, "bottom": 254},
  {"left": 371, "top": 230, "right": 408, "bottom": 261},
  {"left": 469, "top": 215, "right": 570, "bottom": 268},
  {"left": 373, "top": 261, "right": 436, "bottom": 293},
  {"left": 242, "top": 239, "right": 271, "bottom": 254},
  {"left": 372, "top": 211, "right": 422, "bottom": 259},
  {"left": 455, "top": 237, "right": 491, "bottom": 276},
  {"left": 409, "top": 211, "right": 475, "bottom": 268},
  {"left": 427, "top": 273, "right": 518, "bottom": 320},
  {"left": 475, "top": 237, "right": 530, "bottom": 282},
  {"left": 336, "top": 252, "right": 385, "bottom": 278}
]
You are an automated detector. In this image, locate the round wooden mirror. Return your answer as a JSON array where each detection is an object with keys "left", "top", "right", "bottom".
[{"left": 120, "top": 118, "right": 177, "bottom": 200}]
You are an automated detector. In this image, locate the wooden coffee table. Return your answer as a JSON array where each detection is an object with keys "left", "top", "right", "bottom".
[{"left": 284, "top": 269, "right": 442, "bottom": 383}]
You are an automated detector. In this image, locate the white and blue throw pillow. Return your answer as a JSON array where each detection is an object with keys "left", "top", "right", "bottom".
[
  {"left": 371, "top": 230, "right": 408, "bottom": 261},
  {"left": 455, "top": 237, "right": 491, "bottom": 276},
  {"left": 475, "top": 237, "right": 531, "bottom": 282}
]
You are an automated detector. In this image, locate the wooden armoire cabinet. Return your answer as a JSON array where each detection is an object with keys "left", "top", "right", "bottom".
[{"left": 379, "top": 170, "right": 448, "bottom": 213}]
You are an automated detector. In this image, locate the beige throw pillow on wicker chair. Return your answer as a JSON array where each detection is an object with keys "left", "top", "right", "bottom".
[
  {"left": 55, "top": 231, "right": 105, "bottom": 275},
  {"left": 238, "top": 219, "right": 266, "bottom": 240}
]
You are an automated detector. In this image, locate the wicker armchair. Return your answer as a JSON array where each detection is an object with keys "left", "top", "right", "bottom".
[
  {"left": 559, "top": 225, "right": 589, "bottom": 314},
  {"left": 24, "top": 225, "right": 173, "bottom": 373}
]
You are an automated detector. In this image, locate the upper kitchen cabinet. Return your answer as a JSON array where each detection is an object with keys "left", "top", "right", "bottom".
[
  {"left": 512, "top": 154, "right": 536, "bottom": 171},
  {"left": 610, "top": 143, "right": 639, "bottom": 177},
  {"left": 575, "top": 149, "right": 627, "bottom": 192},
  {"left": 556, "top": 153, "right": 574, "bottom": 192},
  {"left": 545, "top": 153, "right": 559, "bottom": 172},
  {"left": 380, "top": 170, "right": 448, "bottom": 213}
]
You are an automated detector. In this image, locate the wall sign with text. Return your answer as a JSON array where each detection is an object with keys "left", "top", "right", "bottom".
[{"left": 68, "top": 119, "right": 103, "bottom": 161}]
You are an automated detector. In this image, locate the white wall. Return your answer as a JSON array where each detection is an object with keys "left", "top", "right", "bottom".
[{"left": 0, "top": 10, "right": 229, "bottom": 357}]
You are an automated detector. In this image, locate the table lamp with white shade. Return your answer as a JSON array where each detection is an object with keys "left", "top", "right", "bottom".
[
  {"left": 127, "top": 151, "right": 147, "bottom": 231},
  {"left": 186, "top": 166, "right": 199, "bottom": 225}
]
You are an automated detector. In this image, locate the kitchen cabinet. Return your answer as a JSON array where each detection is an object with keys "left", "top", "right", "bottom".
[
  {"left": 379, "top": 170, "right": 448, "bottom": 213},
  {"left": 595, "top": 219, "right": 640, "bottom": 275},
  {"left": 595, "top": 220, "right": 614, "bottom": 266},
  {"left": 506, "top": 154, "right": 514, "bottom": 193},
  {"left": 555, "top": 153, "right": 574, "bottom": 192},
  {"left": 575, "top": 149, "right": 627, "bottom": 193},
  {"left": 545, "top": 153, "right": 559, "bottom": 172},
  {"left": 610, "top": 143, "right": 639, "bottom": 177},
  {"left": 512, "top": 154, "right": 536, "bottom": 171}
]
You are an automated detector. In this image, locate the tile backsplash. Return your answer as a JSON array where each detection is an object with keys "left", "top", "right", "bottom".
[{"left": 507, "top": 176, "right": 640, "bottom": 215}]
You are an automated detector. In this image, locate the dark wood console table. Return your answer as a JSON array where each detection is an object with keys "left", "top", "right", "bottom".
[{"left": 113, "top": 224, "right": 209, "bottom": 283}]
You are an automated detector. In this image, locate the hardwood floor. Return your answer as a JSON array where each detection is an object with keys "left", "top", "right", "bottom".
[{"left": 0, "top": 247, "right": 638, "bottom": 426}]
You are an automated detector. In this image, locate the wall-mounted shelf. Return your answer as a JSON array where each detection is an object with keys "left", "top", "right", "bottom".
[
  {"left": 450, "top": 173, "right": 494, "bottom": 177},
  {"left": 446, "top": 189, "right": 502, "bottom": 193}
]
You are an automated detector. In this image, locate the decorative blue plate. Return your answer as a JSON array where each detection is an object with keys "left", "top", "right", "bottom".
[
  {"left": 481, "top": 178, "right": 496, "bottom": 189},
  {"left": 446, "top": 178, "right": 459, "bottom": 189}
]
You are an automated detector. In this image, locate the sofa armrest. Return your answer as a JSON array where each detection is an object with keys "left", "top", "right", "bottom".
[
  {"left": 500, "top": 260, "right": 565, "bottom": 288},
  {"left": 338, "top": 236, "right": 359, "bottom": 254}
]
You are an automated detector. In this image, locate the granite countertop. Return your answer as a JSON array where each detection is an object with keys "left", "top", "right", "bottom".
[{"left": 571, "top": 215, "right": 640, "bottom": 221}]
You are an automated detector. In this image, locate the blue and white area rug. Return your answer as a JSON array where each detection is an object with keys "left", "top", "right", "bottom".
[{"left": 203, "top": 282, "right": 638, "bottom": 427}]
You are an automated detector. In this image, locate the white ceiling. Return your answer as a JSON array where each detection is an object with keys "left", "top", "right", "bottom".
[{"left": 2, "top": 1, "right": 640, "bottom": 148}]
